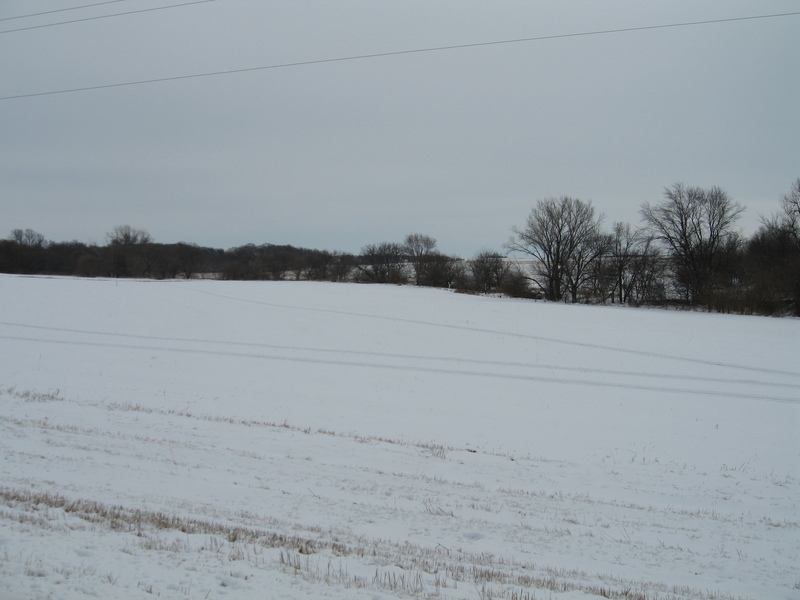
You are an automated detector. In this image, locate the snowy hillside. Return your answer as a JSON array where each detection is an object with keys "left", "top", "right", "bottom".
[{"left": 1, "top": 275, "right": 798, "bottom": 599}]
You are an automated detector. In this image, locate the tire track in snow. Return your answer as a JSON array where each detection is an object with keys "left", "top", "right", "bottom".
[
  {"left": 2, "top": 321, "right": 798, "bottom": 392},
  {"left": 170, "top": 287, "right": 800, "bottom": 379},
  {"left": 3, "top": 334, "right": 798, "bottom": 405}
]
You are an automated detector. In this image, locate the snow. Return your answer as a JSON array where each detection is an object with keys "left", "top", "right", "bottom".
[{"left": 0, "top": 274, "right": 798, "bottom": 599}]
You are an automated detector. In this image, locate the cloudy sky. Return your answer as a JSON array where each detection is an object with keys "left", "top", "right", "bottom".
[{"left": 2, "top": 1, "right": 798, "bottom": 256}]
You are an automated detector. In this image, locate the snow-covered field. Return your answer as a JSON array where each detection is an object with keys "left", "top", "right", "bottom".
[{"left": 1, "top": 274, "right": 798, "bottom": 600}]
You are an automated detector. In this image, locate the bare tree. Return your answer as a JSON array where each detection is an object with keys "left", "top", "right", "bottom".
[
  {"left": 174, "top": 242, "right": 204, "bottom": 279},
  {"left": 605, "top": 223, "right": 664, "bottom": 305},
  {"left": 11, "top": 228, "right": 47, "bottom": 248},
  {"left": 607, "top": 222, "right": 638, "bottom": 303},
  {"left": 107, "top": 225, "right": 151, "bottom": 246},
  {"left": 403, "top": 233, "right": 438, "bottom": 285},
  {"left": 359, "top": 242, "right": 407, "bottom": 284},
  {"left": 301, "top": 250, "right": 334, "bottom": 281},
  {"left": 261, "top": 244, "right": 293, "bottom": 280},
  {"left": 499, "top": 263, "right": 534, "bottom": 298},
  {"left": 330, "top": 252, "right": 356, "bottom": 282},
  {"left": 106, "top": 225, "right": 153, "bottom": 277},
  {"left": 747, "top": 178, "right": 800, "bottom": 315},
  {"left": 4, "top": 229, "right": 48, "bottom": 273},
  {"left": 422, "top": 253, "right": 461, "bottom": 288},
  {"left": 508, "top": 196, "right": 606, "bottom": 302},
  {"left": 641, "top": 184, "right": 743, "bottom": 305},
  {"left": 508, "top": 199, "right": 566, "bottom": 300},
  {"left": 469, "top": 250, "right": 509, "bottom": 294},
  {"left": 563, "top": 224, "right": 611, "bottom": 303}
]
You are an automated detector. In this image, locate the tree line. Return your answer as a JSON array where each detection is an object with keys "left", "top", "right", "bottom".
[
  {"left": 0, "top": 224, "right": 354, "bottom": 282},
  {"left": 0, "top": 226, "right": 517, "bottom": 295},
  {"left": 2, "top": 179, "right": 798, "bottom": 315},
  {"left": 507, "top": 179, "right": 800, "bottom": 315}
]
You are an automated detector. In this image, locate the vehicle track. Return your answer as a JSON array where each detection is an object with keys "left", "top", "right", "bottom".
[{"left": 2, "top": 331, "right": 797, "bottom": 404}]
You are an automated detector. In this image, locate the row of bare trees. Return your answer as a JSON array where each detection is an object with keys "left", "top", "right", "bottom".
[
  {"left": 506, "top": 180, "right": 800, "bottom": 315},
  {"left": 355, "top": 235, "right": 535, "bottom": 297},
  {"left": 357, "top": 235, "right": 458, "bottom": 287}
]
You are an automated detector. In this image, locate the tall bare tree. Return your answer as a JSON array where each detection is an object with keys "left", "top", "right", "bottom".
[
  {"left": 562, "top": 220, "right": 611, "bottom": 303},
  {"left": 605, "top": 222, "right": 663, "bottom": 305},
  {"left": 403, "top": 233, "right": 438, "bottom": 286},
  {"left": 641, "top": 184, "right": 743, "bottom": 305},
  {"left": 508, "top": 196, "right": 606, "bottom": 302}
]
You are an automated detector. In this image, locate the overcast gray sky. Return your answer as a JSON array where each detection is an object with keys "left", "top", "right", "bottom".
[{"left": 2, "top": 1, "right": 798, "bottom": 256}]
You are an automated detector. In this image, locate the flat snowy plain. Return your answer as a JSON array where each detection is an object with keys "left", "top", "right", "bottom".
[{"left": 1, "top": 274, "right": 798, "bottom": 600}]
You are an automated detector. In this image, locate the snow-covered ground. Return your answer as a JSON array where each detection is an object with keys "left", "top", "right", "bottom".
[{"left": 1, "top": 274, "right": 798, "bottom": 600}]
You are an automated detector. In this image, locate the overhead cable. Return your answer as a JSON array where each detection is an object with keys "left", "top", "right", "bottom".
[
  {"left": 2, "top": 11, "right": 798, "bottom": 101},
  {"left": 0, "top": 0, "right": 216, "bottom": 34},
  {"left": 0, "top": 1, "right": 129, "bottom": 23}
]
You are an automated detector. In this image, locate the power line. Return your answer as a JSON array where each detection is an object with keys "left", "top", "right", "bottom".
[
  {"left": 2, "top": 10, "right": 798, "bottom": 102},
  {"left": 0, "top": 1, "right": 129, "bottom": 23},
  {"left": 0, "top": 0, "right": 216, "bottom": 34}
]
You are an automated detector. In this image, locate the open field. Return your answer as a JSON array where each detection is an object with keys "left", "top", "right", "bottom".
[{"left": 1, "top": 275, "right": 798, "bottom": 599}]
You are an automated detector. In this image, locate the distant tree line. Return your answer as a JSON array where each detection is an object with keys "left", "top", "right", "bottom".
[
  {"left": 0, "top": 224, "right": 344, "bottom": 282},
  {"left": 3, "top": 178, "right": 798, "bottom": 316}
]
